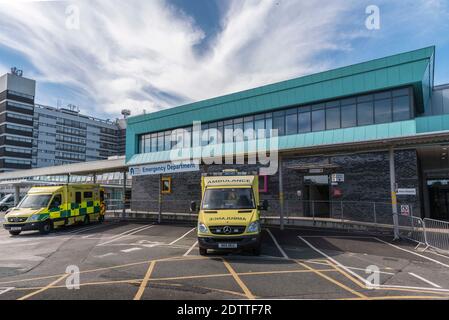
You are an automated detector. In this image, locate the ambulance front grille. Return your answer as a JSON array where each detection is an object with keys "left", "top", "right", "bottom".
[
  {"left": 209, "top": 226, "right": 246, "bottom": 235},
  {"left": 8, "top": 217, "right": 27, "bottom": 223}
]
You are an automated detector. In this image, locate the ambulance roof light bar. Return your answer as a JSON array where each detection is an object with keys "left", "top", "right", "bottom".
[{"left": 202, "top": 169, "right": 258, "bottom": 177}]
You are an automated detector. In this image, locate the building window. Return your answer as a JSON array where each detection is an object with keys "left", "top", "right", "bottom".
[
  {"left": 341, "top": 104, "right": 356, "bottom": 128},
  {"left": 151, "top": 133, "right": 157, "bottom": 152},
  {"left": 326, "top": 106, "right": 340, "bottom": 130},
  {"left": 312, "top": 104, "right": 325, "bottom": 132},
  {"left": 392, "top": 95, "right": 411, "bottom": 121},
  {"left": 272, "top": 111, "right": 285, "bottom": 136},
  {"left": 137, "top": 86, "right": 414, "bottom": 154},
  {"left": 254, "top": 116, "right": 265, "bottom": 138},
  {"left": 357, "top": 95, "right": 374, "bottom": 126},
  {"left": 298, "top": 106, "right": 311, "bottom": 133},
  {"left": 285, "top": 109, "right": 298, "bottom": 135},
  {"left": 157, "top": 132, "right": 164, "bottom": 152},
  {"left": 374, "top": 98, "right": 392, "bottom": 124},
  {"left": 161, "top": 177, "right": 172, "bottom": 194}
]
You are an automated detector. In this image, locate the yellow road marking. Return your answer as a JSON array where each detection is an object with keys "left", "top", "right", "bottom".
[
  {"left": 222, "top": 259, "right": 255, "bottom": 300},
  {"left": 197, "top": 286, "right": 249, "bottom": 298},
  {"left": 325, "top": 259, "right": 367, "bottom": 289},
  {"left": 296, "top": 260, "right": 367, "bottom": 299},
  {"left": 9, "top": 268, "right": 339, "bottom": 291},
  {"left": 378, "top": 286, "right": 449, "bottom": 296},
  {"left": 0, "top": 255, "right": 206, "bottom": 286},
  {"left": 17, "top": 273, "right": 69, "bottom": 300},
  {"left": 134, "top": 261, "right": 156, "bottom": 300}
]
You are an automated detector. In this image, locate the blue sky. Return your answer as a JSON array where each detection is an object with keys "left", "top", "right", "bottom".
[{"left": 0, "top": 0, "right": 448, "bottom": 119}]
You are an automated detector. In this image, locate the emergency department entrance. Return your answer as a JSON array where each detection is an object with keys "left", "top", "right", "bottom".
[
  {"left": 418, "top": 145, "right": 449, "bottom": 221},
  {"left": 428, "top": 179, "right": 449, "bottom": 220},
  {"left": 303, "top": 175, "right": 330, "bottom": 218}
]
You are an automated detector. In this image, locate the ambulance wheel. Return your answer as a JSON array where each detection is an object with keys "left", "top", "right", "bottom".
[
  {"left": 39, "top": 220, "right": 53, "bottom": 235},
  {"left": 9, "top": 230, "right": 21, "bottom": 236},
  {"left": 83, "top": 214, "right": 90, "bottom": 225},
  {"left": 199, "top": 248, "right": 208, "bottom": 256}
]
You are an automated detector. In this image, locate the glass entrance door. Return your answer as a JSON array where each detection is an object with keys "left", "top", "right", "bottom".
[
  {"left": 303, "top": 175, "right": 330, "bottom": 217},
  {"left": 428, "top": 179, "right": 449, "bottom": 220}
]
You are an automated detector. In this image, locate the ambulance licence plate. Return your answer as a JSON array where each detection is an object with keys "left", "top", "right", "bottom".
[
  {"left": 11, "top": 227, "right": 22, "bottom": 231},
  {"left": 218, "top": 243, "right": 237, "bottom": 249}
]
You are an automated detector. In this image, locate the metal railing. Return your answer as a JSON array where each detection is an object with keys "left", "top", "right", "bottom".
[
  {"left": 104, "top": 198, "right": 449, "bottom": 254},
  {"left": 397, "top": 214, "right": 427, "bottom": 246},
  {"left": 423, "top": 218, "right": 449, "bottom": 253},
  {"left": 264, "top": 199, "right": 406, "bottom": 227},
  {"left": 105, "top": 198, "right": 410, "bottom": 227}
]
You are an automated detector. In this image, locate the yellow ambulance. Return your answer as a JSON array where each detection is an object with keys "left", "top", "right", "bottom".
[
  {"left": 3, "top": 184, "right": 106, "bottom": 236},
  {"left": 191, "top": 170, "right": 268, "bottom": 256}
]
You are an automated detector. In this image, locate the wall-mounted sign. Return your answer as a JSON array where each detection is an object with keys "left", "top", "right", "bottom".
[
  {"left": 400, "top": 205, "right": 410, "bottom": 216},
  {"left": 129, "top": 162, "right": 200, "bottom": 177},
  {"left": 397, "top": 188, "right": 416, "bottom": 196},
  {"left": 332, "top": 187, "right": 343, "bottom": 197},
  {"left": 331, "top": 173, "right": 345, "bottom": 183}
]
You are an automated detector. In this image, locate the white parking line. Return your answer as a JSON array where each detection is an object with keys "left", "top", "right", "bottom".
[
  {"left": 374, "top": 237, "right": 449, "bottom": 269},
  {"left": 183, "top": 241, "right": 198, "bottom": 256},
  {"left": 121, "top": 247, "right": 142, "bottom": 253},
  {"left": 169, "top": 227, "right": 196, "bottom": 245},
  {"left": 409, "top": 272, "right": 442, "bottom": 288},
  {"left": 298, "top": 236, "right": 449, "bottom": 293},
  {"left": 307, "top": 260, "right": 395, "bottom": 275},
  {"left": 0, "top": 287, "right": 14, "bottom": 295},
  {"left": 266, "top": 229, "right": 289, "bottom": 259},
  {"left": 94, "top": 252, "right": 116, "bottom": 258},
  {"left": 97, "top": 224, "right": 154, "bottom": 246}
]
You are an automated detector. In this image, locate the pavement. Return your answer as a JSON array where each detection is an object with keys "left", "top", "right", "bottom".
[{"left": 1, "top": 214, "right": 449, "bottom": 300}]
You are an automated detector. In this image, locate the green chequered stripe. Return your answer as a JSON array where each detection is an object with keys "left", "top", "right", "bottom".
[{"left": 45, "top": 201, "right": 101, "bottom": 219}]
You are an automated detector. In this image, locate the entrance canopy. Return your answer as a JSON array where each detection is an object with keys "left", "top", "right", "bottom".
[{"left": 0, "top": 156, "right": 127, "bottom": 182}]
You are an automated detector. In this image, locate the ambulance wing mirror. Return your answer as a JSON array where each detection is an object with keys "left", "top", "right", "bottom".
[
  {"left": 190, "top": 201, "right": 197, "bottom": 213},
  {"left": 258, "top": 200, "right": 269, "bottom": 211}
]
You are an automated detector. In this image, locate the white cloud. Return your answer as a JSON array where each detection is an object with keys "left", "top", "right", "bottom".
[
  {"left": 0, "top": 64, "right": 8, "bottom": 75},
  {"left": 0, "top": 0, "right": 445, "bottom": 117}
]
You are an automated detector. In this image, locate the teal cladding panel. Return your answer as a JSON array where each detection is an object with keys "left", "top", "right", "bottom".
[{"left": 126, "top": 47, "right": 435, "bottom": 161}]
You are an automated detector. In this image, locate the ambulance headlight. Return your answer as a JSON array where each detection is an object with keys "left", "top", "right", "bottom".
[
  {"left": 198, "top": 222, "right": 208, "bottom": 234},
  {"left": 247, "top": 221, "right": 260, "bottom": 233},
  {"left": 28, "top": 215, "right": 40, "bottom": 222}
]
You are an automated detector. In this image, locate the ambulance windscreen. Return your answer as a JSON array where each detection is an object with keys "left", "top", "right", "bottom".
[
  {"left": 17, "top": 194, "right": 52, "bottom": 209},
  {"left": 202, "top": 188, "right": 255, "bottom": 210}
]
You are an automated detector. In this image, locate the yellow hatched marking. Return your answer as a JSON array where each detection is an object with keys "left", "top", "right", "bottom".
[
  {"left": 134, "top": 261, "right": 156, "bottom": 300},
  {"left": 222, "top": 259, "right": 255, "bottom": 300},
  {"left": 17, "top": 274, "right": 69, "bottom": 300},
  {"left": 296, "top": 260, "right": 367, "bottom": 299},
  {"left": 325, "top": 259, "right": 367, "bottom": 289}
]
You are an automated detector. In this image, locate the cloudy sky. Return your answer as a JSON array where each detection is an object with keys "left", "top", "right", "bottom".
[{"left": 0, "top": 0, "right": 448, "bottom": 119}]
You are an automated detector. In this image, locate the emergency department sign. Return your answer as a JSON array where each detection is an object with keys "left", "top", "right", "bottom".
[{"left": 129, "top": 162, "right": 200, "bottom": 177}]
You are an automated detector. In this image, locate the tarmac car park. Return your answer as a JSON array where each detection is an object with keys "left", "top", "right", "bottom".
[{"left": 1, "top": 212, "right": 449, "bottom": 300}]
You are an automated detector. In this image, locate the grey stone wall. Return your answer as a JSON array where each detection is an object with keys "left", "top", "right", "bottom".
[{"left": 131, "top": 149, "right": 421, "bottom": 221}]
